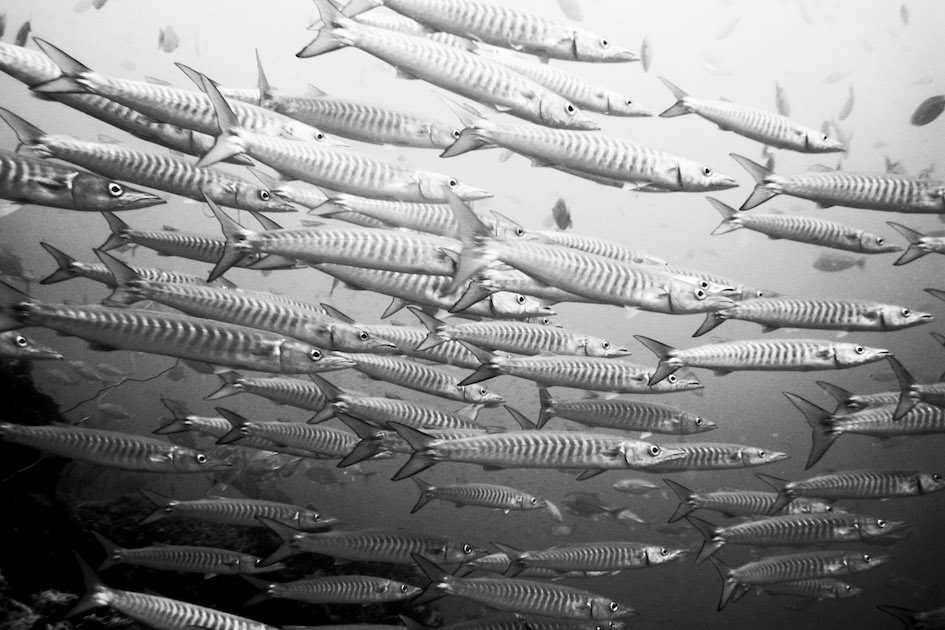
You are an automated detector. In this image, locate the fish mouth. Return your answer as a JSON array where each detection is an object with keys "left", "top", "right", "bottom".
[
  {"left": 713, "top": 176, "right": 739, "bottom": 190},
  {"left": 456, "top": 186, "right": 494, "bottom": 201},
  {"left": 267, "top": 198, "right": 300, "bottom": 213},
  {"left": 918, "top": 313, "right": 935, "bottom": 321},
  {"left": 611, "top": 49, "right": 640, "bottom": 62},
  {"left": 768, "top": 451, "right": 791, "bottom": 463},
  {"left": 120, "top": 191, "right": 167, "bottom": 210},
  {"left": 569, "top": 118, "right": 601, "bottom": 131}
]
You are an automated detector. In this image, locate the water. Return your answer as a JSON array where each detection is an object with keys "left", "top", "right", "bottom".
[{"left": 0, "top": 0, "right": 944, "bottom": 628}]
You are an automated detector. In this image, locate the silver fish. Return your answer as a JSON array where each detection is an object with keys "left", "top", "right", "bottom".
[
  {"left": 244, "top": 574, "right": 420, "bottom": 605},
  {"left": 411, "top": 478, "right": 553, "bottom": 515},
  {"left": 813, "top": 251, "right": 865, "bottom": 272},
  {"left": 663, "top": 479, "right": 840, "bottom": 523},
  {"left": 911, "top": 95, "right": 945, "bottom": 126},
  {"left": 887, "top": 221, "right": 945, "bottom": 265},
  {"left": 0, "top": 330, "right": 62, "bottom": 360},
  {"left": 641, "top": 442, "right": 788, "bottom": 472},
  {"left": 206, "top": 372, "right": 328, "bottom": 415},
  {"left": 494, "top": 541, "right": 688, "bottom": 576}
]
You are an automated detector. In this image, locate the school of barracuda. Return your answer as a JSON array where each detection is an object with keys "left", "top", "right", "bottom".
[{"left": 0, "top": 0, "right": 943, "bottom": 628}]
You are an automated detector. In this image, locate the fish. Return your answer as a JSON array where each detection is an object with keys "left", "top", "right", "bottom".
[
  {"left": 411, "top": 554, "right": 636, "bottom": 620},
  {"left": 340, "top": 0, "right": 637, "bottom": 63},
  {"left": 216, "top": 408, "right": 363, "bottom": 459},
  {"left": 495, "top": 540, "right": 688, "bottom": 577},
  {"left": 878, "top": 604, "right": 945, "bottom": 629},
  {"left": 838, "top": 84, "right": 855, "bottom": 120},
  {"left": 244, "top": 574, "right": 420, "bottom": 606},
  {"left": 775, "top": 82, "right": 791, "bottom": 116},
  {"left": 560, "top": 492, "right": 643, "bottom": 522},
  {"left": 634, "top": 335, "right": 889, "bottom": 385},
  {"left": 640, "top": 37, "right": 652, "bottom": 72},
  {"left": 756, "top": 579, "right": 861, "bottom": 601},
  {"left": 731, "top": 153, "right": 945, "bottom": 214},
  {"left": 813, "top": 251, "right": 865, "bottom": 272},
  {"left": 556, "top": 0, "right": 583, "bottom": 21},
  {"left": 659, "top": 78, "right": 844, "bottom": 153},
  {"left": 823, "top": 71, "right": 851, "bottom": 85},
  {"left": 911, "top": 95, "right": 945, "bottom": 126},
  {"left": 887, "top": 222, "right": 945, "bottom": 265},
  {"left": 94, "top": 402, "right": 130, "bottom": 420},
  {"left": 551, "top": 198, "right": 573, "bottom": 230},
  {"left": 611, "top": 478, "right": 662, "bottom": 495},
  {"left": 68, "top": 360, "right": 107, "bottom": 382},
  {"left": 531, "top": 230, "right": 666, "bottom": 266},
  {"left": 43, "top": 368, "right": 79, "bottom": 385},
  {"left": 663, "top": 479, "right": 840, "bottom": 523},
  {"left": 640, "top": 442, "right": 788, "bottom": 472},
  {"left": 411, "top": 478, "right": 555, "bottom": 516},
  {"left": 158, "top": 26, "right": 180, "bottom": 53},
  {"left": 0, "top": 149, "right": 165, "bottom": 216},
  {"left": 206, "top": 372, "right": 328, "bottom": 416},
  {"left": 14, "top": 19, "right": 29, "bottom": 47},
  {"left": 0, "top": 331, "right": 62, "bottom": 360},
  {"left": 900, "top": 4, "right": 909, "bottom": 24}
]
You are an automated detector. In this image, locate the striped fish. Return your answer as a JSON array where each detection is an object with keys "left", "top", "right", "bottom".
[
  {"left": 472, "top": 45, "right": 650, "bottom": 116},
  {"left": 216, "top": 408, "right": 360, "bottom": 459},
  {"left": 0, "top": 422, "right": 229, "bottom": 473},
  {"left": 536, "top": 387, "right": 715, "bottom": 434},
  {"left": 0, "top": 283, "right": 352, "bottom": 374},
  {"left": 815, "top": 380, "right": 902, "bottom": 413},
  {"left": 0, "top": 331, "right": 62, "bottom": 360},
  {"left": 98, "top": 212, "right": 299, "bottom": 272},
  {"left": 138, "top": 488, "right": 334, "bottom": 530},
  {"left": 39, "top": 243, "right": 227, "bottom": 289},
  {"left": 412, "top": 554, "right": 636, "bottom": 620},
  {"left": 785, "top": 393, "right": 945, "bottom": 468},
  {"left": 663, "top": 479, "right": 840, "bottom": 523},
  {"left": 337, "top": 414, "right": 491, "bottom": 467},
  {"left": 695, "top": 295, "right": 932, "bottom": 337},
  {"left": 635, "top": 335, "right": 890, "bottom": 385},
  {"left": 335, "top": 318, "right": 480, "bottom": 369},
  {"left": 732, "top": 154, "right": 945, "bottom": 213},
  {"left": 97, "top": 253, "right": 393, "bottom": 355},
  {"left": 757, "top": 469, "right": 945, "bottom": 515},
  {"left": 708, "top": 197, "right": 902, "bottom": 253},
  {"left": 494, "top": 541, "right": 688, "bottom": 576},
  {"left": 533, "top": 230, "right": 667, "bottom": 266},
  {"left": 92, "top": 532, "right": 284, "bottom": 576},
  {"left": 641, "top": 442, "right": 788, "bottom": 472},
  {"left": 303, "top": 3, "right": 600, "bottom": 130},
  {"left": 755, "top": 578, "right": 861, "bottom": 601},
  {"left": 343, "top": 0, "right": 638, "bottom": 62},
  {"left": 659, "top": 78, "right": 845, "bottom": 153},
  {"left": 886, "top": 356, "right": 945, "bottom": 420},
  {"left": 388, "top": 413, "right": 687, "bottom": 480},
  {"left": 257, "top": 518, "right": 488, "bottom": 566},
  {"left": 887, "top": 221, "right": 945, "bottom": 265},
  {"left": 459, "top": 344, "right": 703, "bottom": 395},
  {"left": 465, "top": 266, "right": 596, "bottom": 307},
  {"left": 31, "top": 39, "right": 335, "bottom": 143},
  {"left": 709, "top": 550, "right": 888, "bottom": 610},
  {"left": 461, "top": 553, "right": 571, "bottom": 579},
  {"left": 248, "top": 168, "right": 330, "bottom": 212},
  {"left": 411, "top": 478, "right": 551, "bottom": 515},
  {"left": 0, "top": 149, "right": 163, "bottom": 214},
  {"left": 69, "top": 556, "right": 277, "bottom": 630},
  {"left": 244, "top": 574, "right": 420, "bottom": 605},
  {"left": 442, "top": 103, "right": 736, "bottom": 192},
  {"left": 411, "top": 308, "right": 630, "bottom": 358},
  {"left": 687, "top": 512, "right": 908, "bottom": 562},
  {"left": 206, "top": 373, "right": 328, "bottom": 415},
  {"left": 347, "top": 353, "right": 504, "bottom": 405},
  {"left": 196, "top": 71, "right": 490, "bottom": 203},
  {"left": 0, "top": 109, "right": 296, "bottom": 214}
]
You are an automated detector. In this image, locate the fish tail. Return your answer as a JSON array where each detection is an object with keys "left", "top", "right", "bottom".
[
  {"left": 684, "top": 516, "right": 723, "bottom": 563},
  {"left": 504, "top": 405, "right": 537, "bottom": 430},
  {"left": 886, "top": 356, "right": 918, "bottom": 421},
  {"left": 153, "top": 399, "right": 193, "bottom": 434},
  {"left": 457, "top": 340, "right": 500, "bottom": 386},
  {"left": 242, "top": 576, "right": 274, "bottom": 606},
  {"left": 449, "top": 280, "right": 493, "bottom": 313},
  {"left": 137, "top": 488, "right": 175, "bottom": 525},
  {"left": 927, "top": 288, "right": 945, "bottom": 304},
  {"left": 204, "top": 372, "right": 242, "bottom": 400},
  {"left": 657, "top": 77, "right": 692, "bottom": 117},
  {"left": 335, "top": 413, "right": 383, "bottom": 466},
  {"left": 205, "top": 194, "right": 252, "bottom": 282},
  {"left": 705, "top": 556, "right": 736, "bottom": 611},
  {"left": 214, "top": 407, "right": 251, "bottom": 444},
  {"left": 66, "top": 553, "right": 111, "bottom": 617},
  {"left": 887, "top": 222, "right": 928, "bottom": 265},
  {"left": 0, "top": 108, "right": 47, "bottom": 157},
  {"left": 388, "top": 423, "right": 436, "bottom": 480},
  {"left": 932, "top": 331, "right": 945, "bottom": 351},
  {"left": 706, "top": 197, "right": 742, "bottom": 235},
  {"left": 536, "top": 386, "right": 555, "bottom": 429},
  {"left": 491, "top": 541, "right": 526, "bottom": 577},
  {"left": 632, "top": 335, "right": 679, "bottom": 385},
  {"left": 692, "top": 311, "right": 725, "bottom": 337},
  {"left": 410, "top": 553, "right": 451, "bottom": 605},
  {"left": 755, "top": 473, "right": 793, "bottom": 515},
  {"left": 441, "top": 128, "right": 491, "bottom": 159},
  {"left": 455, "top": 403, "right": 482, "bottom": 423},
  {"left": 815, "top": 380, "right": 854, "bottom": 412},
  {"left": 409, "top": 306, "right": 448, "bottom": 351},
  {"left": 39, "top": 242, "right": 78, "bottom": 284},
  {"left": 93, "top": 249, "right": 141, "bottom": 307},
  {"left": 446, "top": 192, "right": 495, "bottom": 293},
  {"left": 783, "top": 392, "right": 837, "bottom": 469},
  {"left": 98, "top": 212, "right": 130, "bottom": 252},
  {"left": 309, "top": 373, "right": 343, "bottom": 406},
  {"left": 729, "top": 153, "right": 779, "bottom": 210},
  {"left": 255, "top": 517, "right": 303, "bottom": 566},
  {"left": 194, "top": 74, "right": 245, "bottom": 167},
  {"left": 89, "top": 531, "right": 121, "bottom": 572},
  {"left": 410, "top": 476, "right": 435, "bottom": 513},
  {"left": 663, "top": 478, "right": 696, "bottom": 523},
  {"left": 31, "top": 39, "right": 93, "bottom": 95},
  {"left": 297, "top": 0, "right": 351, "bottom": 57},
  {"left": 876, "top": 605, "right": 918, "bottom": 626},
  {"left": 0, "top": 280, "right": 29, "bottom": 332}
]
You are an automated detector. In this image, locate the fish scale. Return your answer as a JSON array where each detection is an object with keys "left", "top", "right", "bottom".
[
  {"left": 209, "top": 374, "right": 327, "bottom": 411},
  {"left": 826, "top": 403, "right": 945, "bottom": 437},
  {"left": 769, "top": 171, "right": 945, "bottom": 213},
  {"left": 537, "top": 389, "right": 710, "bottom": 434},
  {"left": 350, "top": 353, "right": 503, "bottom": 405},
  {"left": 231, "top": 420, "right": 357, "bottom": 458},
  {"left": 139, "top": 493, "right": 331, "bottom": 530},
  {"left": 726, "top": 550, "right": 883, "bottom": 585},
  {"left": 645, "top": 442, "right": 785, "bottom": 472},
  {"left": 760, "top": 469, "right": 945, "bottom": 512},
  {"left": 156, "top": 412, "right": 325, "bottom": 459},
  {"left": 509, "top": 542, "right": 681, "bottom": 571},
  {"left": 90, "top": 587, "right": 275, "bottom": 630},
  {"left": 256, "top": 575, "right": 418, "bottom": 604}
]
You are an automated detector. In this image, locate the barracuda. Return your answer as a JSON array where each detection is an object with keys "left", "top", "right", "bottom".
[
  {"left": 537, "top": 387, "right": 715, "bottom": 433},
  {"left": 341, "top": 0, "right": 638, "bottom": 63},
  {"left": 0, "top": 282, "right": 352, "bottom": 374},
  {"left": 887, "top": 221, "right": 945, "bottom": 265},
  {"left": 441, "top": 102, "right": 736, "bottom": 192},
  {"left": 659, "top": 79, "right": 845, "bottom": 153},
  {"left": 695, "top": 295, "right": 932, "bottom": 337},
  {"left": 732, "top": 153, "right": 945, "bottom": 213},
  {"left": 244, "top": 574, "right": 420, "bottom": 606},
  {"left": 301, "top": 1, "right": 599, "bottom": 130},
  {"left": 411, "top": 478, "right": 553, "bottom": 515},
  {"left": 216, "top": 408, "right": 362, "bottom": 459},
  {"left": 0, "top": 331, "right": 62, "bottom": 360},
  {"left": 0, "top": 422, "right": 229, "bottom": 473},
  {"left": 532, "top": 230, "right": 667, "bottom": 265},
  {"left": 708, "top": 197, "right": 902, "bottom": 254},
  {"left": 337, "top": 414, "right": 491, "bottom": 467},
  {"left": 0, "top": 149, "right": 163, "bottom": 214},
  {"left": 635, "top": 335, "right": 890, "bottom": 385},
  {"left": 663, "top": 479, "right": 840, "bottom": 523},
  {"left": 206, "top": 372, "right": 328, "bottom": 414},
  {"left": 494, "top": 541, "right": 688, "bottom": 577},
  {"left": 640, "top": 442, "right": 788, "bottom": 472}
]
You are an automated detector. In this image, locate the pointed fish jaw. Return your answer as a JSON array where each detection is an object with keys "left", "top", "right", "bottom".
[
  {"left": 574, "top": 35, "right": 639, "bottom": 63},
  {"left": 744, "top": 448, "right": 789, "bottom": 466},
  {"left": 624, "top": 442, "right": 688, "bottom": 469},
  {"left": 452, "top": 181, "right": 493, "bottom": 201},
  {"left": 835, "top": 345, "right": 890, "bottom": 367}
]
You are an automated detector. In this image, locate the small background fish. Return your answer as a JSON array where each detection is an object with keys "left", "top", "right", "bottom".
[
  {"left": 813, "top": 251, "right": 866, "bottom": 272},
  {"left": 158, "top": 25, "right": 179, "bottom": 53},
  {"left": 911, "top": 95, "right": 945, "bottom": 126},
  {"left": 550, "top": 197, "right": 572, "bottom": 231}
]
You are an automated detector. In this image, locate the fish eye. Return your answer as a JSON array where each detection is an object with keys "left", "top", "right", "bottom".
[
  {"left": 854, "top": 345, "right": 864, "bottom": 354},
  {"left": 876, "top": 237, "right": 885, "bottom": 245},
  {"left": 313, "top": 513, "right": 321, "bottom": 521},
  {"left": 702, "top": 167, "right": 712, "bottom": 176},
  {"left": 530, "top": 497, "right": 537, "bottom": 504},
  {"left": 755, "top": 290, "right": 764, "bottom": 298},
  {"left": 107, "top": 182, "right": 124, "bottom": 197},
  {"left": 648, "top": 445, "right": 660, "bottom": 456},
  {"left": 259, "top": 190, "right": 271, "bottom": 201},
  {"left": 695, "top": 289, "right": 707, "bottom": 300},
  {"left": 667, "top": 374, "right": 677, "bottom": 383},
  {"left": 758, "top": 450, "right": 767, "bottom": 458},
  {"left": 901, "top": 308, "right": 911, "bottom": 317},
  {"left": 401, "top": 584, "right": 409, "bottom": 593},
  {"left": 624, "top": 98, "right": 633, "bottom": 106},
  {"left": 600, "top": 38, "right": 610, "bottom": 48},
  {"left": 316, "top": 132, "right": 325, "bottom": 141},
  {"left": 565, "top": 104, "right": 575, "bottom": 115},
  {"left": 452, "top": 129, "right": 461, "bottom": 139},
  {"left": 602, "top": 341, "right": 611, "bottom": 349},
  {"left": 478, "top": 388, "right": 487, "bottom": 395},
  {"left": 517, "top": 295, "right": 526, "bottom": 304},
  {"left": 14, "top": 335, "right": 28, "bottom": 347},
  {"left": 359, "top": 331, "right": 369, "bottom": 340},
  {"left": 660, "top": 547, "right": 668, "bottom": 555},
  {"left": 877, "top": 519, "right": 886, "bottom": 528},
  {"left": 310, "top": 349, "right": 322, "bottom": 361},
  {"left": 695, "top": 417, "right": 703, "bottom": 426},
  {"left": 515, "top": 227, "right": 525, "bottom": 237},
  {"left": 463, "top": 544, "right": 473, "bottom": 554},
  {"left": 699, "top": 280, "right": 709, "bottom": 289},
  {"left": 195, "top": 453, "right": 208, "bottom": 464},
  {"left": 935, "top": 474, "right": 943, "bottom": 482},
  {"left": 863, "top": 554, "right": 872, "bottom": 562},
  {"left": 822, "top": 134, "right": 829, "bottom": 141},
  {"left": 448, "top": 178, "right": 458, "bottom": 188},
  {"left": 609, "top": 602, "right": 618, "bottom": 612}
]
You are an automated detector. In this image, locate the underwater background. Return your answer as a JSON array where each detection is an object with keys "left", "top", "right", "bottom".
[{"left": 0, "top": 0, "right": 944, "bottom": 628}]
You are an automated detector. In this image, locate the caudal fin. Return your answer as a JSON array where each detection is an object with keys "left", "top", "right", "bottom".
[
  {"left": 39, "top": 243, "right": 78, "bottom": 285},
  {"left": 783, "top": 392, "right": 838, "bottom": 469},
  {"left": 255, "top": 516, "right": 304, "bottom": 566},
  {"left": 66, "top": 554, "right": 108, "bottom": 618},
  {"left": 93, "top": 249, "right": 142, "bottom": 307},
  {"left": 89, "top": 531, "right": 122, "bottom": 572},
  {"left": 632, "top": 335, "right": 679, "bottom": 385},
  {"left": 0, "top": 280, "right": 29, "bottom": 332},
  {"left": 815, "top": 380, "right": 855, "bottom": 413},
  {"left": 536, "top": 386, "right": 556, "bottom": 429},
  {"left": 729, "top": 153, "right": 779, "bottom": 210},
  {"left": 886, "top": 355, "right": 919, "bottom": 421},
  {"left": 706, "top": 556, "right": 738, "bottom": 611},
  {"left": 657, "top": 77, "right": 691, "bottom": 117},
  {"left": 0, "top": 108, "right": 47, "bottom": 155},
  {"left": 706, "top": 197, "right": 742, "bottom": 236},
  {"left": 388, "top": 423, "right": 437, "bottom": 480},
  {"left": 409, "top": 306, "right": 448, "bottom": 352},
  {"left": 456, "top": 340, "right": 500, "bottom": 386},
  {"left": 410, "top": 552, "right": 450, "bottom": 605},
  {"left": 31, "top": 40, "right": 93, "bottom": 95},
  {"left": 663, "top": 478, "right": 696, "bottom": 523},
  {"left": 693, "top": 311, "right": 726, "bottom": 337},
  {"left": 684, "top": 516, "right": 724, "bottom": 563},
  {"left": 215, "top": 407, "right": 251, "bottom": 445},
  {"left": 876, "top": 605, "right": 918, "bottom": 628},
  {"left": 490, "top": 541, "right": 527, "bottom": 577},
  {"left": 297, "top": 0, "right": 350, "bottom": 57},
  {"left": 755, "top": 473, "right": 793, "bottom": 515},
  {"left": 205, "top": 372, "right": 243, "bottom": 401},
  {"left": 193, "top": 73, "right": 245, "bottom": 167},
  {"left": 446, "top": 192, "right": 495, "bottom": 293},
  {"left": 410, "top": 476, "right": 435, "bottom": 513},
  {"left": 99, "top": 212, "right": 130, "bottom": 252},
  {"left": 205, "top": 193, "right": 252, "bottom": 282},
  {"left": 887, "top": 222, "right": 929, "bottom": 265}
]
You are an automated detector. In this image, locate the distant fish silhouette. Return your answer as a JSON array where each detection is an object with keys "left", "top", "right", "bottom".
[
  {"left": 14, "top": 19, "right": 30, "bottom": 47},
  {"left": 158, "top": 25, "right": 180, "bottom": 53},
  {"left": 555, "top": 0, "right": 583, "bottom": 21},
  {"left": 550, "top": 197, "right": 572, "bottom": 230},
  {"left": 813, "top": 252, "right": 865, "bottom": 272},
  {"left": 911, "top": 95, "right": 945, "bottom": 126}
]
